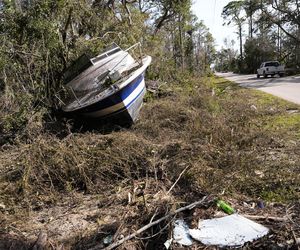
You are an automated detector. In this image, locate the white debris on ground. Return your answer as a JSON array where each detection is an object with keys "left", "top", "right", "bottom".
[
  {"left": 189, "top": 214, "right": 269, "bottom": 247},
  {"left": 173, "top": 220, "right": 193, "bottom": 246},
  {"left": 164, "top": 220, "right": 193, "bottom": 249},
  {"left": 164, "top": 239, "right": 173, "bottom": 249},
  {"left": 165, "top": 215, "right": 269, "bottom": 249}
]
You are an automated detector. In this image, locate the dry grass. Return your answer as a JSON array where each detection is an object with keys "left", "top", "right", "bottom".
[{"left": 0, "top": 75, "right": 299, "bottom": 249}]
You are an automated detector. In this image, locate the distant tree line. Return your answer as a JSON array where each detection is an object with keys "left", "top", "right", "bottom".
[
  {"left": 0, "top": 0, "right": 215, "bottom": 134},
  {"left": 216, "top": 0, "right": 300, "bottom": 74}
]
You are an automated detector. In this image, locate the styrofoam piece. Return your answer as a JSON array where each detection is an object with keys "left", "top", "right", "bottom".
[
  {"left": 164, "top": 239, "right": 173, "bottom": 249},
  {"left": 173, "top": 219, "right": 193, "bottom": 246},
  {"left": 189, "top": 214, "right": 269, "bottom": 247}
]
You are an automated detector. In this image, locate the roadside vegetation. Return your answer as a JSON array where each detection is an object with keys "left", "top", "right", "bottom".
[{"left": 1, "top": 75, "right": 299, "bottom": 249}]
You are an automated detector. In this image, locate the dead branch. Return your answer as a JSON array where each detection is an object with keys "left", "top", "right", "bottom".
[
  {"left": 155, "top": 10, "right": 174, "bottom": 33},
  {"left": 0, "top": 48, "right": 42, "bottom": 58},
  {"left": 89, "top": 196, "right": 211, "bottom": 250},
  {"left": 88, "top": 31, "right": 122, "bottom": 41},
  {"left": 62, "top": 7, "right": 73, "bottom": 45},
  {"left": 261, "top": 6, "right": 300, "bottom": 43},
  {"left": 167, "top": 165, "right": 189, "bottom": 195}
]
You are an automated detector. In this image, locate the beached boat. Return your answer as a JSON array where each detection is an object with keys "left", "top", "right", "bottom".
[{"left": 62, "top": 43, "right": 152, "bottom": 122}]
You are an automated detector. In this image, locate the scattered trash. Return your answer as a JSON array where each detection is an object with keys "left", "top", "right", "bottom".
[
  {"left": 286, "top": 109, "right": 299, "bottom": 114},
  {"left": 163, "top": 219, "right": 194, "bottom": 249},
  {"left": 164, "top": 239, "right": 173, "bottom": 249},
  {"left": 211, "top": 88, "right": 215, "bottom": 96},
  {"left": 189, "top": 214, "right": 269, "bottom": 247},
  {"left": 103, "top": 235, "right": 113, "bottom": 245},
  {"left": 242, "top": 201, "right": 255, "bottom": 209},
  {"left": 0, "top": 203, "right": 5, "bottom": 211},
  {"left": 257, "top": 200, "right": 265, "bottom": 209},
  {"left": 254, "top": 170, "right": 265, "bottom": 178},
  {"left": 173, "top": 220, "right": 193, "bottom": 246},
  {"left": 250, "top": 104, "right": 257, "bottom": 111},
  {"left": 216, "top": 200, "right": 235, "bottom": 214}
]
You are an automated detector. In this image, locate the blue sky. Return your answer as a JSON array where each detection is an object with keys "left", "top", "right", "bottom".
[{"left": 192, "top": 0, "right": 237, "bottom": 50}]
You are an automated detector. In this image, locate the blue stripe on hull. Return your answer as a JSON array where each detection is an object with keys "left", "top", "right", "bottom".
[
  {"left": 69, "top": 72, "right": 147, "bottom": 122},
  {"left": 100, "top": 85, "right": 146, "bottom": 119}
]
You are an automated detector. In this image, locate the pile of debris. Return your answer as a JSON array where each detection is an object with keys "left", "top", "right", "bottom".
[{"left": 86, "top": 196, "right": 299, "bottom": 249}]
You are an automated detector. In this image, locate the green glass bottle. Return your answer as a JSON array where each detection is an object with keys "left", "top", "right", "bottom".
[{"left": 216, "top": 200, "right": 235, "bottom": 214}]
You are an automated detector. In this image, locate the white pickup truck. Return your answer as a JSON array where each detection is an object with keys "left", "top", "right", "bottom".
[{"left": 257, "top": 61, "right": 285, "bottom": 78}]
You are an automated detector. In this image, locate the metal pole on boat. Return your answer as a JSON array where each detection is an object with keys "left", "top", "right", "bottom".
[
  {"left": 69, "top": 86, "right": 81, "bottom": 106},
  {"left": 125, "top": 42, "right": 143, "bottom": 64},
  {"left": 125, "top": 42, "right": 140, "bottom": 52},
  {"left": 138, "top": 43, "right": 143, "bottom": 64}
]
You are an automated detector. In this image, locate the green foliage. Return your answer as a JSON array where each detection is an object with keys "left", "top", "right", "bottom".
[
  {"left": 218, "top": 0, "right": 300, "bottom": 72},
  {"left": 215, "top": 39, "right": 238, "bottom": 72},
  {"left": 222, "top": 0, "right": 246, "bottom": 26},
  {"left": 243, "top": 37, "right": 277, "bottom": 73},
  {"left": 261, "top": 187, "right": 299, "bottom": 203}
]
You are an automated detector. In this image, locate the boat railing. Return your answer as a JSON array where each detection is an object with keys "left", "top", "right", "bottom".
[
  {"left": 104, "top": 42, "right": 143, "bottom": 77},
  {"left": 125, "top": 42, "right": 143, "bottom": 64},
  {"left": 91, "top": 44, "right": 122, "bottom": 65}
]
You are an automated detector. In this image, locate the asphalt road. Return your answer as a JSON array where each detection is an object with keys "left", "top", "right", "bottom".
[{"left": 216, "top": 72, "right": 300, "bottom": 105}]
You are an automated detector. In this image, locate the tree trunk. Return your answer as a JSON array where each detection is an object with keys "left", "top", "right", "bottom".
[
  {"left": 277, "top": 25, "right": 281, "bottom": 60},
  {"left": 297, "top": 24, "right": 300, "bottom": 66},
  {"left": 239, "top": 24, "right": 243, "bottom": 59},
  {"left": 178, "top": 14, "right": 185, "bottom": 70},
  {"left": 239, "top": 24, "right": 243, "bottom": 72},
  {"left": 249, "top": 13, "right": 253, "bottom": 38},
  {"left": 171, "top": 27, "right": 177, "bottom": 67}
]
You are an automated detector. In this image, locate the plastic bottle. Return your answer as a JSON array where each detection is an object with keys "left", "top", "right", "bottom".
[{"left": 216, "top": 200, "right": 235, "bottom": 214}]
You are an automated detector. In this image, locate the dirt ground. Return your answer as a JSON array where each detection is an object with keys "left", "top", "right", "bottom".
[{"left": 0, "top": 75, "right": 299, "bottom": 249}]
